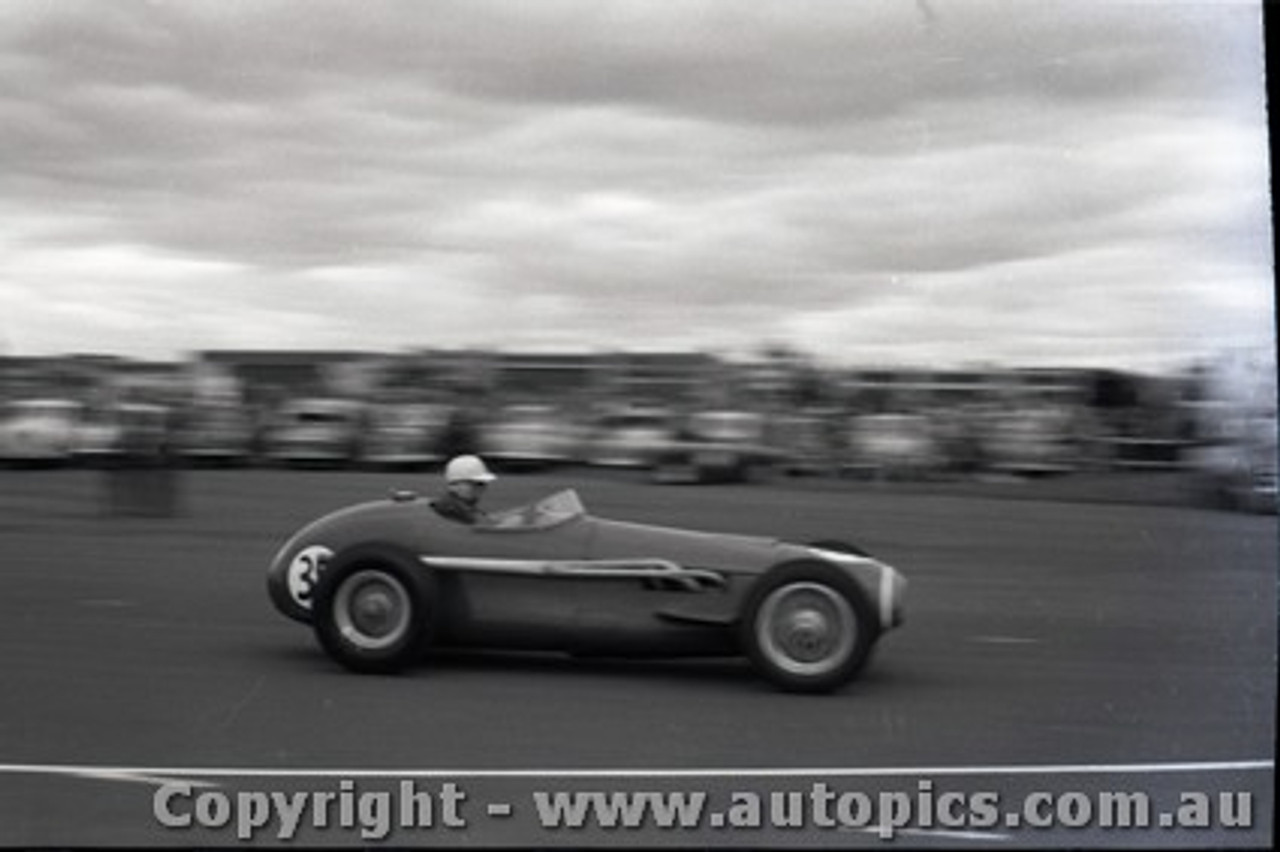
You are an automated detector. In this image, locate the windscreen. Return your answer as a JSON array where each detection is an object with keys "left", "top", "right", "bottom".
[{"left": 482, "top": 489, "right": 586, "bottom": 531}]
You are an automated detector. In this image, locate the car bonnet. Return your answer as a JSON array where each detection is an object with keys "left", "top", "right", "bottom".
[{"left": 583, "top": 517, "right": 797, "bottom": 574}]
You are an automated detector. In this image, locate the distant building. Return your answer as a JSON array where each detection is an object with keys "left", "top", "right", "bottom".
[
  {"left": 99, "top": 358, "right": 187, "bottom": 403},
  {"left": 408, "top": 349, "right": 495, "bottom": 397},
  {"left": 0, "top": 354, "right": 185, "bottom": 405},
  {"left": 0, "top": 355, "right": 71, "bottom": 401},
  {"left": 490, "top": 352, "right": 607, "bottom": 403},
  {"left": 839, "top": 367, "right": 1094, "bottom": 413}
]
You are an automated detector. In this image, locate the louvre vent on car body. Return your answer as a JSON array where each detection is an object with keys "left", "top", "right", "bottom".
[{"left": 642, "top": 568, "right": 726, "bottom": 593}]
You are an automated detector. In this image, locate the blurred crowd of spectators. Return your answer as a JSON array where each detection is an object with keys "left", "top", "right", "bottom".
[{"left": 2, "top": 352, "right": 1272, "bottom": 514}]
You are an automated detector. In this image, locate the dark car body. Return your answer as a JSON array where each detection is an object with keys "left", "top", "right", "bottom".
[{"left": 267, "top": 489, "right": 906, "bottom": 692}]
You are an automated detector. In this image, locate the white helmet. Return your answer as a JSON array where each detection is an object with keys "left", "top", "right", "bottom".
[{"left": 444, "top": 454, "right": 496, "bottom": 484}]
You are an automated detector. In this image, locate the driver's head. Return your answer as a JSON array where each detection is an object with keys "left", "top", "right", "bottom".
[{"left": 443, "top": 455, "right": 496, "bottom": 505}]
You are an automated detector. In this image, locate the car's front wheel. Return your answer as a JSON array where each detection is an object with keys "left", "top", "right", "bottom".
[
  {"left": 741, "top": 561, "right": 876, "bottom": 694},
  {"left": 311, "top": 546, "right": 437, "bottom": 674}
]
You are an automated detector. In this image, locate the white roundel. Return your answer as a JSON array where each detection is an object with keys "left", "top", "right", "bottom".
[{"left": 286, "top": 545, "right": 334, "bottom": 610}]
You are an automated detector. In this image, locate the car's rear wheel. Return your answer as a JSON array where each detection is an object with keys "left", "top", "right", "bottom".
[
  {"left": 311, "top": 546, "right": 437, "bottom": 674},
  {"left": 741, "top": 561, "right": 876, "bottom": 693}
]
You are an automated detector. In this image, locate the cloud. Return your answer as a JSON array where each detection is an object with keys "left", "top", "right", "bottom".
[{"left": 0, "top": 0, "right": 1270, "bottom": 370}]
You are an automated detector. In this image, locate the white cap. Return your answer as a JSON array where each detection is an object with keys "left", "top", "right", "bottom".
[{"left": 444, "top": 454, "right": 497, "bottom": 484}]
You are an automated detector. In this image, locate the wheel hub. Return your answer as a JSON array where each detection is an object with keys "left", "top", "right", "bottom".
[
  {"left": 332, "top": 569, "right": 414, "bottom": 651},
  {"left": 351, "top": 587, "right": 398, "bottom": 636},
  {"left": 783, "top": 609, "right": 833, "bottom": 659}
]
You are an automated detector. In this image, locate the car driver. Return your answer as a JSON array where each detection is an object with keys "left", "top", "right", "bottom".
[{"left": 432, "top": 455, "right": 497, "bottom": 524}]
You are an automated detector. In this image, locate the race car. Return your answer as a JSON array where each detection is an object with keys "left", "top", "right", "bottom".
[
  {"left": 262, "top": 397, "right": 366, "bottom": 468},
  {"left": 0, "top": 398, "right": 83, "bottom": 466},
  {"left": 651, "top": 410, "right": 789, "bottom": 484},
  {"left": 476, "top": 404, "right": 579, "bottom": 469},
  {"left": 267, "top": 488, "right": 906, "bottom": 693}
]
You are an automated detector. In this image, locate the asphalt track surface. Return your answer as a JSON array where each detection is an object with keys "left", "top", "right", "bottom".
[{"left": 0, "top": 468, "right": 1274, "bottom": 847}]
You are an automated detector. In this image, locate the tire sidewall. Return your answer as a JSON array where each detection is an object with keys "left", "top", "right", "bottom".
[
  {"left": 741, "top": 560, "right": 877, "bottom": 693},
  {"left": 311, "top": 544, "right": 437, "bottom": 673}
]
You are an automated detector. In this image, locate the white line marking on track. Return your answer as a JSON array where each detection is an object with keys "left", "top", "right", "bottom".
[
  {"left": 892, "top": 827, "right": 1012, "bottom": 842},
  {"left": 59, "top": 769, "right": 220, "bottom": 788},
  {"left": 0, "top": 759, "right": 1271, "bottom": 779}
]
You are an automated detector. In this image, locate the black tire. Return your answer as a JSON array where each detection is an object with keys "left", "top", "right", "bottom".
[
  {"left": 740, "top": 560, "right": 878, "bottom": 694},
  {"left": 807, "top": 539, "right": 872, "bottom": 558},
  {"left": 310, "top": 545, "right": 438, "bottom": 674}
]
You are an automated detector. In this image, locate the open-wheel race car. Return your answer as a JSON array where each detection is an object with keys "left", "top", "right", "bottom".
[{"left": 267, "top": 488, "right": 906, "bottom": 693}]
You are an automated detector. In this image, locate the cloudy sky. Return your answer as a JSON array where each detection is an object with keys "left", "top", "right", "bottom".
[{"left": 0, "top": 0, "right": 1272, "bottom": 371}]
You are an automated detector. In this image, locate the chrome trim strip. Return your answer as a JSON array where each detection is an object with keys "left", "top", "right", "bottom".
[
  {"left": 878, "top": 563, "right": 894, "bottom": 628},
  {"left": 419, "top": 556, "right": 723, "bottom": 586}
]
